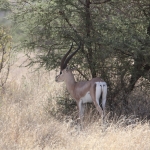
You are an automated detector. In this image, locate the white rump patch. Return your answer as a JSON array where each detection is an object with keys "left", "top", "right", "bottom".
[
  {"left": 81, "top": 91, "right": 92, "bottom": 103},
  {"left": 95, "top": 81, "right": 107, "bottom": 112}
]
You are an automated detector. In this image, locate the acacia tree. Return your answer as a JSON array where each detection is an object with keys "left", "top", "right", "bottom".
[{"left": 10, "top": 0, "right": 150, "bottom": 116}]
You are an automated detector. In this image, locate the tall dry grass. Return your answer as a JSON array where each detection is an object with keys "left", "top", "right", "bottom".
[{"left": 0, "top": 54, "right": 150, "bottom": 150}]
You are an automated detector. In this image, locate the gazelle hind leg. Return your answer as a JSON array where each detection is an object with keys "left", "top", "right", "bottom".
[
  {"left": 90, "top": 84, "right": 103, "bottom": 116},
  {"left": 95, "top": 82, "right": 102, "bottom": 106},
  {"left": 101, "top": 83, "right": 107, "bottom": 117}
]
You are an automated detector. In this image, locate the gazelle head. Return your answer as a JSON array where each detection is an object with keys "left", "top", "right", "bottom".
[{"left": 55, "top": 43, "right": 81, "bottom": 82}]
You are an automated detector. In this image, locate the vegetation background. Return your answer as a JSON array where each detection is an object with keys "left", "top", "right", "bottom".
[{"left": 0, "top": 0, "right": 150, "bottom": 149}]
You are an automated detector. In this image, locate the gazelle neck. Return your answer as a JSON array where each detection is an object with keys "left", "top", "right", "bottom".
[{"left": 64, "top": 71, "right": 76, "bottom": 97}]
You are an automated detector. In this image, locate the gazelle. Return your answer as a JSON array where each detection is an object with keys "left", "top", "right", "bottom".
[{"left": 55, "top": 43, "right": 107, "bottom": 121}]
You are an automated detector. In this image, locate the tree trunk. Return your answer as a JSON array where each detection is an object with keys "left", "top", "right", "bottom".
[{"left": 85, "top": 0, "right": 96, "bottom": 78}]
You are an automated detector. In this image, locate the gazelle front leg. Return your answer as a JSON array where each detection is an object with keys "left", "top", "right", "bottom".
[
  {"left": 77, "top": 100, "right": 85, "bottom": 129},
  {"left": 78, "top": 100, "right": 84, "bottom": 121}
]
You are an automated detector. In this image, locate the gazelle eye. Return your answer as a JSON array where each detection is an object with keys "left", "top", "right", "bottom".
[{"left": 60, "top": 71, "right": 62, "bottom": 75}]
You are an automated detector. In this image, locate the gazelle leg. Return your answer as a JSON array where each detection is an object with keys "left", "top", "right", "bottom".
[
  {"left": 78, "top": 100, "right": 84, "bottom": 119},
  {"left": 90, "top": 84, "right": 103, "bottom": 117},
  {"left": 95, "top": 83, "right": 102, "bottom": 108},
  {"left": 77, "top": 100, "right": 84, "bottom": 128},
  {"left": 102, "top": 85, "right": 107, "bottom": 117}
]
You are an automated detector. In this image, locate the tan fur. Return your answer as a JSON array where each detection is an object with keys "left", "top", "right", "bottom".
[{"left": 56, "top": 69, "right": 105, "bottom": 119}]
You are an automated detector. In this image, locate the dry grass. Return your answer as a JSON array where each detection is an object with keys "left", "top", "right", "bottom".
[{"left": 0, "top": 54, "right": 150, "bottom": 150}]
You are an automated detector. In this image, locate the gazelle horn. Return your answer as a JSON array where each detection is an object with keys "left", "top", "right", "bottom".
[
  {"left": 60, "top": 43, "right": 73, "bottom": 70},
  {"left": 63, "top": 42, "right": 81, "bottom": 69}
]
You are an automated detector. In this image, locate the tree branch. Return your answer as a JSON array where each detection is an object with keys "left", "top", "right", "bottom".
[
  {"left": 75, "top": 67, "right": 89, "bottom": 80},
  {"left": 91, "top": 0, "right": 111, "bottom": 4},
  {"left": 59, "top": 10, "right": 81, "bottom": 41}
]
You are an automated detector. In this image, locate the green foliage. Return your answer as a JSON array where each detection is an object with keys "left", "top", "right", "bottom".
[
  {"left": 0, "top": 0, "right": 10, "bottom": 10},
  {"left": 10, "top": 0, "right": 150, "bottom": 115}
]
